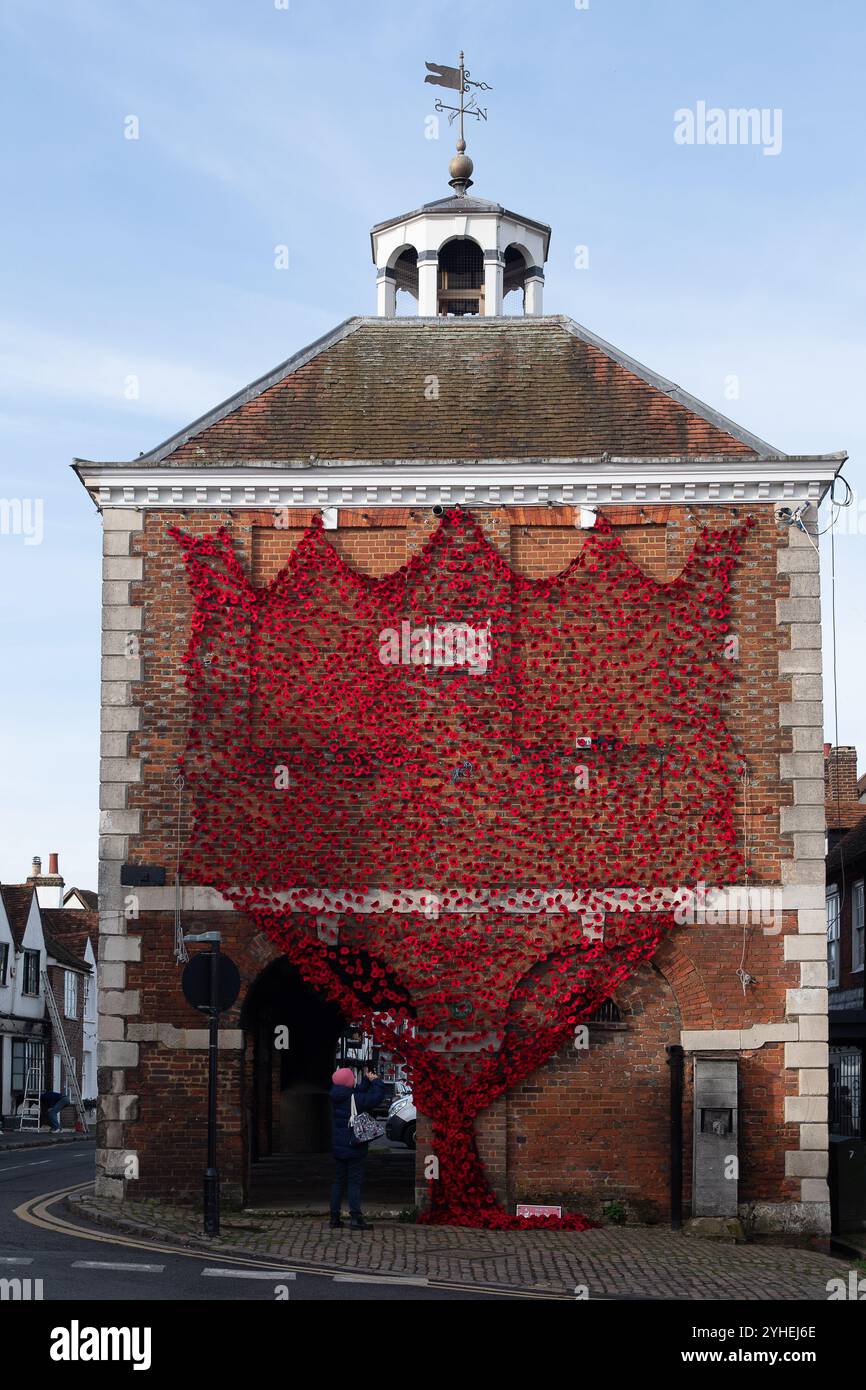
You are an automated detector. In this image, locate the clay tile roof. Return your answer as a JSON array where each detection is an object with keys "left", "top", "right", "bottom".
[
  {"left": 42, "top": 907, "right": 97, "bottom": 962},
  {"left": 828, "top": 813, "right": 866, "bottom": 875},
  {"left": 131, "top": 317, "right": 780, "bottom": 467},
  {"left": 826, "top": 798, "right": 865, "bottom": 832},
  {"left": 0, "top": 884, "right": 36, "bottom": 951},
  {"left": 43, "top": 923, "right": 91, "bottom": 972}
]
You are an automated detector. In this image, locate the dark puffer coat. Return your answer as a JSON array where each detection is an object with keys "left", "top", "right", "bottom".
[{"left": 330, "top": 1076, "right": 387, "bottom": 1159}]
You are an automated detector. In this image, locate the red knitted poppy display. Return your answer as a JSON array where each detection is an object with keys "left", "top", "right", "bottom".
[{"left": 171, "top": 509, "right": 751, "bottom": 1229}]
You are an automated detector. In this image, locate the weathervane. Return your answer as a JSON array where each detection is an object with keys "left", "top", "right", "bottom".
[{"left": 425, "top": 52, "right": 492, "bottom": 195}]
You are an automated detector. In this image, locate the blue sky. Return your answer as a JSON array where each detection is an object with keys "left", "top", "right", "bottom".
[{"left": 1, "top": 0, "right": 864, "bottom": 891}]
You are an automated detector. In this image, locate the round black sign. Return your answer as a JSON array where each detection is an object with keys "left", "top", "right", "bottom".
[{"left": 182, "top": 953, "right": 241, "bottom": 1013}]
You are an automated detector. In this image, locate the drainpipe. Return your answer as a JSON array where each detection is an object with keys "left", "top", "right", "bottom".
[{"left": 666, "top": 1044, "right": 684, "bottom": 1230}]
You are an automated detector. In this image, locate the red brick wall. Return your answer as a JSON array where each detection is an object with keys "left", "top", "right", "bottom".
[
  {"left": 119, "top": 909, "right": 281, "bottom": 1202},
  {"left": 117, "top": 503, "right": 797, "bottom": 1214}
]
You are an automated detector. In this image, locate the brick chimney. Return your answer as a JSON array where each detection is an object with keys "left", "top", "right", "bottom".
[
  {"left": 25, "top": 850, "right": 65, "bottom": 909},
  {"left": 825, "top": 745, "right": 858, "bottom": 804},
  {"left": 824, "top": 745, "right": 866, "bottom": 847}
]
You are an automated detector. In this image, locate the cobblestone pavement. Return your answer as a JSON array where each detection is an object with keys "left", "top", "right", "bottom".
[{"left": 68, "top": 1195, "right": 855, "bottom": 1300}]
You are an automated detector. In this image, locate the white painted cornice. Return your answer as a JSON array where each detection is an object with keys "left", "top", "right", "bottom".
[{"left": 74, "top": 455, "right": 844, "bottom": 509}]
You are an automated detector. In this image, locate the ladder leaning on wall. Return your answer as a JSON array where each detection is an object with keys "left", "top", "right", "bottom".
[
  {"left": 40, "top": 971, "right": 89, "bottom": 1133},
  {"left": 17, "top": 1065, "right": 43, "bottom": 1131}
]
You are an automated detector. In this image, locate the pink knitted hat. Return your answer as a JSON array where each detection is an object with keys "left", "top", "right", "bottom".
[{"left": 332, "top": 1067, "right": 355, "bottom": 1088}]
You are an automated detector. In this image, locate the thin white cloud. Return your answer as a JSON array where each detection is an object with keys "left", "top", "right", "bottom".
[{"left": 0, "top": 321, "right": 239, "bottom": 420}]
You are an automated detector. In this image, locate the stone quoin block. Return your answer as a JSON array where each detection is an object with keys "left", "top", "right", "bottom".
[
  {"left": 778, "top": 648, "right": 822, "bottom": 675},
  {"left": 98, "top": 835, "right": 130, "bottom": 864},
  {"left": 800, "top": 1178, "right": 831, "bottom": 1204},
  {"left": 776, "top": 598, "right": 821, "bottom": 625},
  {"left": 800, "top": 1123, "right": 834, "bottom": 1156},
  {"left": 102, "top": 605, "right": 143, "bottom": 631},
  {"left": 102, "top": 509, "right": 144, "bottom": 532},
  {"left": 102, "top": 581, "right": 137, "bottom": 609},
  {"left": 791, "top": 727, "right": 826, "bottom": 753},
  {"left": 777, "top": 547, "right": 820, "bottom": 573},
  {"left": 798, "top": 1124, "right": 829, "bottom": 1150},
  {"left": 99, "top": 757, "right": 142, "bottom": 785},
  {"left": 792, "top": 908, "right": 829, "bottom": 935},
  {"left": 101, "top": 656, "right": 143, "bottom": 682},
  {"left": 97, "top": 1147, "right": 138, "bottom": 1177},
  {"left": 103, "top": 529, "right": 135, "bottom": 555},
  {"left": 779, "top": 805, "right": 826, "bottom": 833},
  {"left": 785, "top": 1149, "right": 828, "bottom": 1177},
  {"left": 787, "top": 623, "right": 822, "bottom": 650},
  {"left": 97, "top": 1041, "right": 139, "bottom": 1068},
  {"left": 778, "top": 704, "right": 824, "bottom": 730},
  {"left": 784, "top": 928, "right": 826, "bottom": 959},
  {"left": 784, "top": 1095, "right": 828, "bottom": 1124},
  {"left": 790, "top": 833, "right": 829, "bottom": 861},
  {"left": 99, "top": 733, "right": 130, "bottom": 759},
  {"left": 798, "top": 960, "right": 828, "bottom": 988},
  {"left": 99, "top": 809, "right": 142, "bottom": 835},
  {"left": 788, "top": 572, "right": 820, "bottom": 598},
  {"left": 785, "top": 1042, "right": 829, "bottom": 1069},
  {"left": 780, "top": 752, "right": 825, "bottom": 781},
  {"left": 97, "top": 1015, "right": 125, "bottom": 1042},
  {"left": 798, "top": 1069, "right": 829, "bottom": 1096},
  {"left": 99, "top": 936, "right": 142, "bottom": 962},
  {"left": 99, "top": 990, "right": 141, "bottom": 1017},
  {"left": 100, "top": 681, "right": 134, "bottom": 708},
  {"left": 791, "top": 778, "right": 826, "bottom": 805},
  {"left": 789, "top": 674, "right": 824, "bottom": 702},
  {"left": 100, "top": 705, "right": 141, "bottom": 733},
  {"left": 781, "top": 860, "right": 826, "bottom": 888},
  {"left": 102, "top": 555, "right": 144, "bottom": 582},
  {"left": 785, "top": 988, "right": 828, "bottom": 1016},
  {"left": 797, "top": 1015, "right": 829, "bottom": 1042},
  {"left": 98, "top": 784, "right": 130, "bottom": 812}
]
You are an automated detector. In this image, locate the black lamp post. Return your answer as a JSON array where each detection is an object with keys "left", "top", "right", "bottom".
[{"left": 184, "top": 931, "right": 222, "bottom": 1236}]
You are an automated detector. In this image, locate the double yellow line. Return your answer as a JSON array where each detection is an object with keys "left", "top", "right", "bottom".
[{"left": 14, "top": 1182, "right": 570, "bottom": 1299}]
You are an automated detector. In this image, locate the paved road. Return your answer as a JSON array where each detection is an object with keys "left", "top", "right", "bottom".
[{"left": 0, "top": 1140, "right": 500, "bottom": 1301}]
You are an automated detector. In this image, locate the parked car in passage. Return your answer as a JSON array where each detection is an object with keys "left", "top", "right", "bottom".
[{"left": 385, "top": 1090, "right": 416, "bottom": 1148}]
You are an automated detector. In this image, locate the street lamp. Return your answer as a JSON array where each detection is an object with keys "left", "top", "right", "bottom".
[{"left": 183, "top": 931, "right": 222, "bottom": 1236}]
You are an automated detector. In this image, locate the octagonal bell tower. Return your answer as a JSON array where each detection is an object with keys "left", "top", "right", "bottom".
[{"left": 371, "top": 54, "right": 550, "bottom": 318}]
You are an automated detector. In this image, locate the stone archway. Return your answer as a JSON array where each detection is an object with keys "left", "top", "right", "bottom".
[
  {"left": 240, "top": 957, "right": 415, "bottom": 1210},
  {"left": 241, "top": 957, "right": 344, "bottom": 1167}
]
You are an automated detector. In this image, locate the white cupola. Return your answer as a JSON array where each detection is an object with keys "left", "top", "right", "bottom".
[{"left": 370, "top": 59, "right": 550, "bottom": 319}]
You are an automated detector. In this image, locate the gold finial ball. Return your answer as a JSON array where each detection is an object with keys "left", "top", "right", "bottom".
[{"left": 449, "top": 148, "right": 474, "bottom": 182}]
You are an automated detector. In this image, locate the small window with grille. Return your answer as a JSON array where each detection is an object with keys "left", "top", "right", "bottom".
[
  {"left": 588, "top": 998, "right": 624, "bottom": 1025},
  {"left": 437, "top": 238, "right": 484, "bottom": 316}
]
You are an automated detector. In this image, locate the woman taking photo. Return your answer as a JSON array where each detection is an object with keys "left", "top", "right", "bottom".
[{"left": 328, "top": 1066, "right": 386, "bottom": 1230}]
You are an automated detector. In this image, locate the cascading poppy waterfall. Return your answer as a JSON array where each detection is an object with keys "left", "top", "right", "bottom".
[{"left": 170, "top": 508, "right": 752, "bottom": 1229}]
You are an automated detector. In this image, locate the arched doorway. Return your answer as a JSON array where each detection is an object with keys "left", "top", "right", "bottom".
[{"left": 241, "top": 958, "right": 415, "bottom": 1209}]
